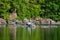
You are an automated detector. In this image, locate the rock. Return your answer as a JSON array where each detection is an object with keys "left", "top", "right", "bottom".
[
  {"left": 33, "top": 20, "right": 40, "bottom": 25},
  {"left": 15, "top": 20, "right": 22, "bottom": 27},
  {"left": 26, "top": 22, "right": 36, "bottom": 29},
  {"left": 40, "top": 18, "right": 57, "bottom": 28},
  {"left": 23, "top": 18, "right": 29, "bottom": 24},
  {"left": 0, "top": 18, "right": 6, "bottom": 27},
  {"left": 8, "top": 21, "right": 17, "bottom": 27},
  {"left": 0, "top": 18, "right": 6, "bottom": 24},
  {"left": 40, "top": 18, "right": 56, "bottom": 24},
  {"left": 15, "top": 20, "right": 22, "bottom": 24},
  {"left": 56, "top": 21, "right": 60, "bottom": 24}
]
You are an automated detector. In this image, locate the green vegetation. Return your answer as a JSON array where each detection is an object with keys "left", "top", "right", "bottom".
[{"left": 0, "top": 0, "right": 60, "bottom": 20}]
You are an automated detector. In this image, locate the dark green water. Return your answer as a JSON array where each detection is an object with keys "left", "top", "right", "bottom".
[{"left": 0, "top": 25, "right": 60, "bottom": 40}]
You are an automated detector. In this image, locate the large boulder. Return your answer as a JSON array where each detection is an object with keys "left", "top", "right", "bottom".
[
  {"left": 40, "top": 18, "right": 56, "bottom": 24},
  {"left": 0, "top": 18, "right": 6, "bottom": 24},
  {"left": 22, "top": 18, "right": 36, "bottom": 29},
  {"left": 56, "top": 21, "right": 60, "bottom": 24},
  {"left": 0, "top": 18, "right": 6, "bottom": 27},
  {"left": 23, "top": 18, "right": 29, "bottom": 24},
  {"left": 40, "top": 18, "right": 57, "bottom": 28}
]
